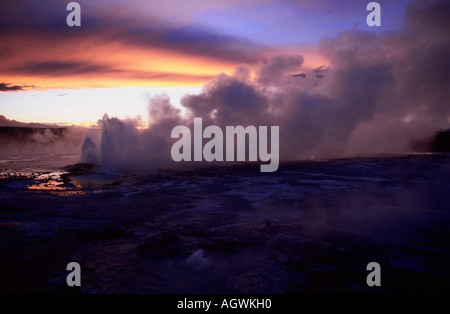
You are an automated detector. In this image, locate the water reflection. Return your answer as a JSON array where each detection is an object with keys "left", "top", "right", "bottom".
[{"left": 26, "top": 171, "right": 85, "bottom": 196}]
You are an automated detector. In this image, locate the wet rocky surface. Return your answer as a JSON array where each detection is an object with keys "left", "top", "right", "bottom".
[{"left": 1, "top": 154, "right": 450, "bottom": 293}]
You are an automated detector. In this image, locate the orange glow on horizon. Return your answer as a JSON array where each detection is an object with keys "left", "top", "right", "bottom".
[
  {"left": 2, "top": 33, "right": 239, "bottom": 90},
  {"left": 2, "top": 32, "right": 328, "bottom": 91}
]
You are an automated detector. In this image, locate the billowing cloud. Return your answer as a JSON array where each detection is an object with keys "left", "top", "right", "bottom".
[
  {"left": 88, "top": 0, "right": 450, "bottom": 172},
  {"left": 255, "top": 55, "right": 305, "bottom": 86}
]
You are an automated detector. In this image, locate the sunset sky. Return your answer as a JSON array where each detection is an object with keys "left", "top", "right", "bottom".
[{"left": 1, "top": 0, "right": 412, "bottom": 125}]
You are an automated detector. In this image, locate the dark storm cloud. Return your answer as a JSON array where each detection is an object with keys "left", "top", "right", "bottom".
[
  {"left": 123, "top": 24, "right": 264, "bottom": 64},
  {"left": 0, "top": 0, "right": 265, "bottom": 78},
  {"left": 0, "top": 82, "right": 35, "bottom": 92},
  {"left": 0, "top": 83, "right": 24, "bottom": 92},
  {"left": 7, "top": 61, "right": 213, "bottom": 83},
  {"left": 12, "top": 61, "right": 122, "bottom": 76}
]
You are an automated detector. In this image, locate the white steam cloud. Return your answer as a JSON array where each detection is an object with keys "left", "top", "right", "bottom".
[{"left": 82, "top": 0, "right": 450, "bottom": 173}]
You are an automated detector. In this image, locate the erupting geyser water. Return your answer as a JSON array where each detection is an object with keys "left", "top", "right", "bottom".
[{"left": 81, "top": 0, "right": 450, "bottom": 173}]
